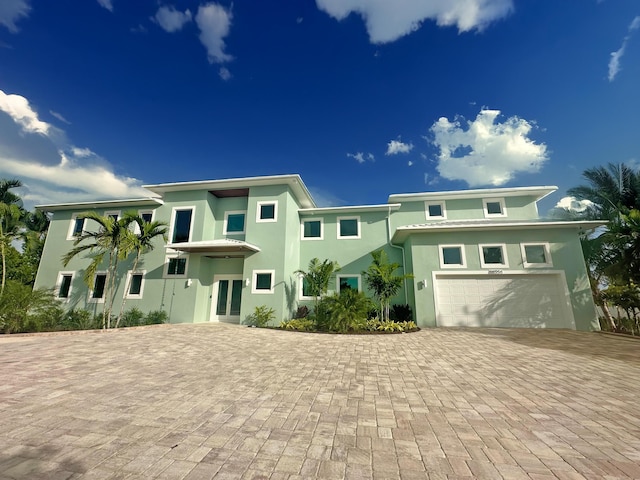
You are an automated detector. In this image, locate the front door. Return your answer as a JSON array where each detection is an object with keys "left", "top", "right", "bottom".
[{"left": 211, "top": 275, "right": 243, "bottom": 323}]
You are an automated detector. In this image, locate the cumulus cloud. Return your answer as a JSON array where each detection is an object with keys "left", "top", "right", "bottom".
[
  {"left": 0, "top": 90, "right": 52, "bottom": 136},
  {"left": 196, "top": 3, "right": 233, "bottom": 64},
  {"left": 0, "top": 0, "right": 30, "bottom": 32},
  {"left": 555, "top": 196, "right": 594, "bottom": 213},
  {"left": 219, "top": 67, "right": 232, "bottom": 81},
  {"left": 96, "top": 0, "right": 113, "bottom": 12},
  {"left": 386, "top": 139, "right": 413, "bottom": 155},
  {"left": 315, "top": 0, "right": 513, "bottom": 44},
  {"left": 347, "top": 152, "right": 375, "bottom": 164},
  {"left": 153, "top": 5, "right": 192, "bottom": 33},
  {"left": 608, "top": 16, "right": 640, "bottom": 82},
  {"left": 430, "top": 109, "right": 548, "bottom": 187}
]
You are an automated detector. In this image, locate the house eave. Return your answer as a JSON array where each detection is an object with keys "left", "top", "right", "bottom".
[
  {"left": 299, "top": 204, "right": 401, "bottom": 215},
  {"left": 166, "top": 240, "right": 261, "bottom": 254},
  {"left": 35, "top": 197, "right": 164, "bottom": 212},
  {"left": 388, "top": 186, "right": 558, "bottom": 203}
]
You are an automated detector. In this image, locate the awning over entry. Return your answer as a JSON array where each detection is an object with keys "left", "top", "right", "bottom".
[{"left": 166, "top": 239, "right": 261, "bottom": 254}]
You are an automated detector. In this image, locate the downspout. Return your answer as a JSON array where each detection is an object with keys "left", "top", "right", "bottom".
[{"left": 387, "top": 205, "right": 408, "bottom": 304}]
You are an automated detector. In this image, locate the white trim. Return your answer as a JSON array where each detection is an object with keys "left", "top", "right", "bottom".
[
  {"left": 301, "top": 218, "right": 324, "bottom": 240},
  {"left": 336, "top": 274, "right": 362, "bottom": 293},
  {"left": 210, "top": 274, "right": 244, "bottom": 322},
  {"left": 252, "top": 270, "right": 275, "bottom": 294},
  {"left": 439, "top": 244, "right": 467, "bottom": 269},
  {"left": 67, "top": 214, "right": 85, "bottom": 240},
  {"left": 163, "top": 254, "right": 189, "bottom": 279},
  {"left": 298, "top": 273, "right": 314, "bottom": 301},
  {"left": 55, "top": 271, "right": 75, "bottom": 302},
  {"left": 478, "top": 243, "right": 509, "bottom": 269},
  {"left": 124, "top": 270, "right": 146, "bottom": 299},
  {"left": 169, "top": 206, "right": 195, "bottom": 243},
  {"left": 521, "top": 242, "right": 553, "bottom": 268},
  {"left": 88, "top": 271, "right": 108, "bottom": 303},
  {"left": 224, "top": 210, "right": 247, "bottom": 235},
  {"left": 104, "top": 210, "right": 121, "bottom": 221},
  {"left": 256, "top": 201, "right": 278, "bottom": 223},
  {"left": 134, "top": 209, "right": 155, "bottom": 234},
  {"left": 337, "top": 216, "right": 361, "bottom": 239},
  {"left": 425, "top": 201, "right": 446, "bottom": 220},
  {"left": 300, "top": 203, "right": 401, "bottom": 214},
  {"left": 389, "top": 186, "right": 556, "bottom": 203},
  {"left": 483, "top": 198, "right": 507, "bottom": 218}
]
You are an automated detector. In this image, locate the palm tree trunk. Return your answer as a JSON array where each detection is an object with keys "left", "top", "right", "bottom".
[
  {"left": 106, "top": 254, "right": 120, "bottom": 329},
  {"left": 0, "top": 241, "right": 6, "bottom": 298},
  {"left": 116, "top": 253, "right": 140, "bottom": 328}
]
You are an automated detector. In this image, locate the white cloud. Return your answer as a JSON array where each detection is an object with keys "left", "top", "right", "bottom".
[
  {"left": 153, "top": 5, "right": 192, "bottom": 33},
  {"left": 71, "top": 146, "right": 95, "bottom": 158},
  {"left": 0, "top": 90, "right": 52, "bottom": 136},
  {"left": 219, "top": 67, "right": 232, "bottom": 81},
  {"left": 408, "top": 160, "right": 414, "bottom": 166},
  {"left": 555, "top": 196, "right": 594, "bottom": 213},
  {"left": 430, "top": 109, "right": 548, "bottom": 187},
  {"left": 49, "top": 110, "right": 70, "bottom": 125},
  {"left": 196, "top": 3, "right": 233, "bottom": 64},
  {"left": 347, "top": 152, "right": 375, "bottom": 164},
  {"left": 0, "top": 0, "right": 30, "bottom": 33},
  {"left": 386, "top": 139, "right": 413, "bottom": 155},
  {"left": 608, "top": 16, "right": 640, "bottom": 82},
  {"left": 315, "top": 0, "right": 513, "bottom": 44},
  {"left": 97, "top": 0, "right": 113, "bottom": 12}
]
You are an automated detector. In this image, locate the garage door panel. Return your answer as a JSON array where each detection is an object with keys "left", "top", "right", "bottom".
[{"left": 435, "top": 274, "right": 575, "bottom": 329}]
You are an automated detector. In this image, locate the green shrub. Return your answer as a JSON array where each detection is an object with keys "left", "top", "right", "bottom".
[
  {"left": 245, "top": 305, "right": 276, "bottom": 327},
  {"left": 144, "top": 310, "right": 168, "bottom": 325},
  {"left": 0, "top": 281, "right": 64, "bottom": 333},
  {"left": 315, "top": 289, "right": 374, "bottom": 333},
  {"left": 63, "top": 309, "right": 99, "bottom": 331},
  {"left": 120, "top": 307, "right": 145, "bottom": 327},
  {"left": 364, "top": 319, "right": 418, "bottom": 333},
  {"left": 280, "top": 318, "right": 315, "bottom": 331},
  {"left": 390, "top": 304, "right": 412, "bottom": 322}
]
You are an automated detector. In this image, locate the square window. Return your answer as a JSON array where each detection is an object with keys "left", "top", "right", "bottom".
[
  {"left": 338, "top": 217, "right": 360, "bottom": 239},
  {"left": 521, "top": 243, "right": 552, "bottom": 267},
  {"left": 171, "top": 208, "right": 193, "bottom": 243},
  {"left": 338, "top": 275, "right": 360, "bottom": 293},
  {"left": 57, "top": 273, "right": 73, "bottom": 299},
  {"left": 90, "top": 273, "right": 107, "bottom": 302},
  {"left": 486, "top": 202, "right": 502, "bottom": 215},
  {"left": 224, "top": 211, "right": 246, "bottom": 234},
  {"left": 165, "top": 257, "right": 188, "bottom": 277},
  {"left": 483, "top": 198, "right": 507, "bottom": 217},
  {"left": 426, "top": 202, "right": 446, "bottom": 219},
  {"left": 257, "top": 202, "right": 277, "bottom": 222},
  {"left": 479, "top": 244, "right": 508, "bottom": 268},
  {"left": 252, "top": 270, "right": 274, "bottom": 294},
  {"left": 440, "top": 245, "right": 466, "bottom": 268},
  {"left": 302, "top": 219, "right": 322, "bottom": 239},
  {"left": 140, "top": 211, "right": 153, "bottom": 223}
]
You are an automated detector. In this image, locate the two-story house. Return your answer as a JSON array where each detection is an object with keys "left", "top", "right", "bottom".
[{"left": 34, "top": 174, "right": 602, "bottom": 330}]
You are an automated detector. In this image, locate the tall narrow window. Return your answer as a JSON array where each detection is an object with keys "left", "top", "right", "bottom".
[
  {"left": 68, "top": 215, "right": 85, "bottom": 239},
  {"left": 56, "top": 272, "right": 74, "bottom": 300},
  {"left": 90, "top": 273, "right": 107, "bottom": 302},
  {"left": 171, "top": 208, "right": 193, "bottom": 243},
  {"left": 125, "top": 271, "right": 145, "bottom": 298}
]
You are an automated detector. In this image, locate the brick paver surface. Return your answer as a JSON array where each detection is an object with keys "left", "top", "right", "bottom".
[{"left": 1, "top": 324, "right": 639, "bottom": 479}]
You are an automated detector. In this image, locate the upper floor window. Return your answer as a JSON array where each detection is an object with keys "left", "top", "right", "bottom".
[
  {"left": 170, "top": 207, "right": 194, "bottom": 243},
  {"left": 67, "top": 214, "right": 85, "bottom": 240},
  {"left": 425, "top": 201, "right": 446, "bottom": 220},
  {"left": 337, "top": 216, "right": 360, "bottom": 239},
  {"left": 521, "top": 243, "right": 552, "bottom": 267},
  {"left": 104, "top": 210, "right": 121, "bottom": 222},
  {"left": 139, "top": 210, "right": 154, "bottom": 224},
  {"left": 483, "top": 198, "right": 507, "bottom": 218},
  {"left": 439, "top": 245, "right": 466, "bottom": 268},
  {"left": 301, "top": 218, "right": 323, "bottom": 240},
  {"left": 89, "top": 272, "right": 107, "bottom": 303},
  {"left": 256, "top": 201, "right": 278, "bottom": 222},
  {"left": 479, "top": 244, "right": 509, "bottom": 268},
  {"left": 224, "top": 211, "right": 246, "bottom": 234},
  {"left": 56, "top": 272, "right": 74, "bottom": 301}
]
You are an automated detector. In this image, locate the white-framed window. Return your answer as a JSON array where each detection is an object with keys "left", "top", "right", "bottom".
[
  {"left": 521, "top": 243, "right": 552, "bottom": 267},
  {"left": 133, "top": 209, "right": 155, "bottom": 234},
  {"left": 163, "top": 255, "right": 188, "bottom": 278},
  {"left": 425, "top": 201, "right": 446, "bottom": 220},
  {"left": 67, "top": 214, "right": 85, "bottom": 240},
  {"left": 89, "top": 272, "right": 108, "bottom": 303},
  {"left": 55, "top": 271, "right": 74, "bottom": 301},
  {"left": 298, "top": 274, "right": 315, "bottom": 300},
  {"left": 337, "top": 274, "right": 361, "bottom": 293},
  {"left": 252, "top": 270, "right": 275, "bottom": 294},
  {"left": 224, "top": 210, "right": 246, "bottom": 234},
  {"left": 337, "top": 216, "right": 360, "bottom": 239},
  {"left": 439, "top": 244, "right": 467, "bottom": 268},
  {"left": 256, "top": 201, "right": 278, "bottom": 223},
  {"left": 125, "top": 271, "right": 146, "bottom": 298},
  {"left": 301, "top": 218, "right": 323, "bottom": 240},
  {"left": 104, "top": 210, "right": 121, "bottom": 221},
  {"left": 479, "top": 244, "right": 509, "bottom": 268},
  {"left": 483, "top": 198, "right": 507, "bottom": 218},
  {"left": 169, "top": 207, "right": 195, "bottom": 244}
]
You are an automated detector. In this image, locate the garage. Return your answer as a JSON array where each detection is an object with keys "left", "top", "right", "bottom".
[{"left": 434, "top": 273, "right": 576, "bottom": 329}]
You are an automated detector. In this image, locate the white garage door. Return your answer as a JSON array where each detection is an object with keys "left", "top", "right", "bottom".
[{"left": 434, "top": 274, "right": 575, "bottom": 329}]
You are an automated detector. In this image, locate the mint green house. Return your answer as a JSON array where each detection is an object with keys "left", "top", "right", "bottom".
[{"left": 34, "top": 174, "right": 602, "bottom": 330}]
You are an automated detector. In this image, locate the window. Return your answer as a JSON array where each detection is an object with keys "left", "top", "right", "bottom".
[
  {"left": 256, "top": 201, "right": 277, "bottom": 222},
  {"left": 301, "top": 219, "right": 323, "bottom": 240},
  {"left": 125, "top": 271, "right": 145, "bottom": 298},
  {"left": 337, "top": 275, "right": 361, "bottom": 293},
  {"left": 483, "top": 198, "right": 507, "bottom": 218},
  {"left": 164, "top": 256, "right": 188, "bottom": 278},
  {"left": 337, "top": 216, "right": 360, "bottom": 239},
  {"left": 521, "top": 243, "right": 552, "bottom": 267},
  {"left": 104, "top": 210, "right": 121, "bottom": 222},
  {"left": 439, "top": 245, "right": 466, "bottom": 268},
  {"left": 134, "top": 210, "right": 154, "bottom": 234},
  {"left": 479, "top": 244, "right": 509, "bottom": 268},
  {"left": 170, "top": 207, "right": 194, "bottom": 243},
  {"left": 252, "top": 270, "right": 274, "bottom": 294},
  {"left": 425, "top": 201, "right": 446, "bottom": 219},
  {"left": 56, "top": 272, "right": 74, "bottom": 301},
  {"left": 67, "top": 214, "right": 85, "bottom": 240},
  {"left": 224, "top": 211, "right": 246, "bottom": 234},
  {"left": 298, "top": 275, "right": 314, "bottom": 300},
  {"left": 89, "top": 272, "right": 107, "bottom": 303}
]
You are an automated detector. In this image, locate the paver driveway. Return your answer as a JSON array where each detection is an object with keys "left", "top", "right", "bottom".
[{"left": 1, "top": 324, "right": 639, "bottom": 480}]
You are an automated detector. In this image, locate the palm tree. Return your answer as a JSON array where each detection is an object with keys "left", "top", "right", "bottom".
[
  {"left": 0, "top": 203, "right": 23, "bottom": 298},
  {"left": 295, "top": 258, "right": 340, "bottom": 311},
  {"left": 62, "top": 212, "right": 134, "bottom": 329},
  {"left": 0, "top": 179, "right": 24, "bottom": 207},
  {"left": 115, "top": 213, "right": 168, "bottom": 327},
  {"left": 362, "top": 249, "right": 413, "bottom": 322}
]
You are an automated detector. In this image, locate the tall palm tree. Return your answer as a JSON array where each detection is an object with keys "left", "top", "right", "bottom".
[
  {"left": 115, "top": 213, "right": 168, "bottom": 327},
  {"left": 362, "top": 249, "right": 413, "bottom": 322},
  {"left": 62, "top": 212, "right": 134, "bottom": 328},
  {"left": 295, "top": 258, "right": 340, "bottom": 311},
  {"left": 0, "top": 179, "right": 24, "bottom": 207},
  {"left": 0, "top": 203, "right": 23, "bottom": 298}
]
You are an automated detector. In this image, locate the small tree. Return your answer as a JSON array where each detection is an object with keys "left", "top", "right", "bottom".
[
  {"left": 295, "top": 258, "right": 340, "bottom": 310},
  {"left": 0, "top": 203, "right": 23, "bottom": 298},
  {"left": 362, "top": 249, "right": 413, "bottom": 322}
]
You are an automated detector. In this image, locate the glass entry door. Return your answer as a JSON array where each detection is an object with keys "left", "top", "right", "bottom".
[{"left": 211, "top": 275, "right": 243, "bottom": 323}]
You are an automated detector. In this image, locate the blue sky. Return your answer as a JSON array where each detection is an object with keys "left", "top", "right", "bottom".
[{"left": 1, "top": 0, "right": 639, "bottom": 213}]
